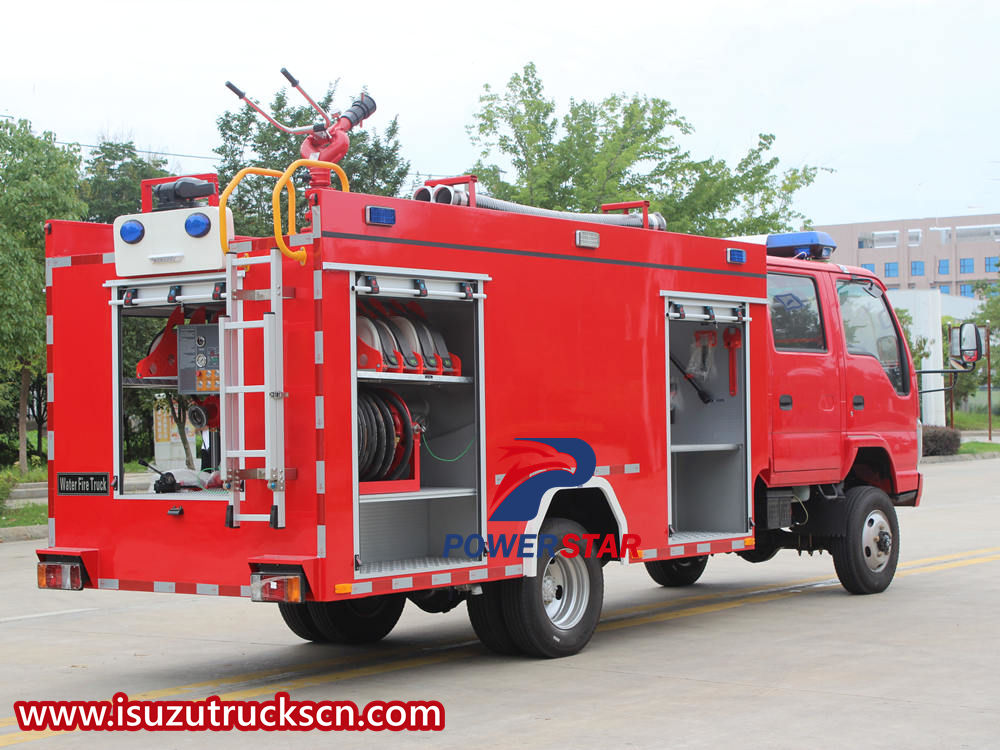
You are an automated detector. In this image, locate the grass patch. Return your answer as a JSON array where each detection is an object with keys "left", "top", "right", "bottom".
[
  {"left": 0, "top": 463, "right": 48, "bottom": 503},
  {"left": 959, "top": 441, "right": 1000, "bottom": 455},
  {"left": 0, "top": 503, "right": 47, "bottom": 528},
  {"left": 952, "top": 411, "right": 990, "bottom": 430}
]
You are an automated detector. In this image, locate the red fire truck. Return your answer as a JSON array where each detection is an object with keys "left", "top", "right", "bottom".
[{"left": 36, "top": 72, "right": 982, "bottom": 658}]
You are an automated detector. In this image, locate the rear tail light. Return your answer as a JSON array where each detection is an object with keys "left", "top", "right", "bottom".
[
  {"left": 250, "top": 573, "right": 303, "bottom": 603},
  {"left": 37, "top": 562, "right": 83, "bottom": 591}
]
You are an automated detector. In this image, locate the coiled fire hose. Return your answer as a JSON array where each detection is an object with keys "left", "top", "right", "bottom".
[{"left": 357, "top": 389, "right": 415, "bottom": 481}]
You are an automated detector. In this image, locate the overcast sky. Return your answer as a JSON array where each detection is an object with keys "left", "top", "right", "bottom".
[{"left": 2, "top": 0, "right": 996, "bottom": 228}]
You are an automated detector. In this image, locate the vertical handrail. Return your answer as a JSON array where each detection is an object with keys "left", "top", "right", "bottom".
[
  {"left": 271, "top": 159, "right": 350, "bottom": 265},
  {"left": 218, "top": 168, "right": 297, "bottom": 259}
]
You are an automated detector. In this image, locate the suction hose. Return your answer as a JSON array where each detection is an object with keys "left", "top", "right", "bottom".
[{"left": 414, "top": 184, "right": 667, "bottom": 230}]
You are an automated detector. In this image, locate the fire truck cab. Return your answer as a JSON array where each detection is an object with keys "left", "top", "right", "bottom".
[{"left": 35, "top": 76, "right": 983, "bottom": 659}]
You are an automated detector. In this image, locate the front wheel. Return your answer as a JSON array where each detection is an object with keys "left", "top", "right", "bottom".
[
  {"left": 644, "top": 555, "right": 708, "bottom": 586},
  {"left": 502, "top": 518, "right": 604, "bottom": 658},
  {"left": 307, "top": 594, "right": 406, "bottom": 643},
  {"left": 831, "top": 485, "right": 899, "bottom": 594}
]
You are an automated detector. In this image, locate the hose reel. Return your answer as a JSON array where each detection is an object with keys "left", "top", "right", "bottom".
[{"left": 357, "top": 388, "right": 415, "bottom": 482}]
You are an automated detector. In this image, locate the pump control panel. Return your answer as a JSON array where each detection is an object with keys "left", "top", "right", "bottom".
[{"left": 177, "top": 324, "right": 220, "bottom": 395}]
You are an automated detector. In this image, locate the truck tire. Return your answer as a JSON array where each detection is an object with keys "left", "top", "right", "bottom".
[
  {"left": 277, "top": 602, "right": 328, "bottom": 642},
  {"left": 737, "top": 544, "right": 780, "bottom": 564},
  {"left": 644, "top": 555, "right": 708, "bottom": 586},
  {"left": 831, "top": 485, "right": 899, "bottom": 594},
  {"left": 502, "top": 518, "right": 603, "bottom": 658},
  {"left": 306, "top": 594, "right": 406, "bottom": 643},
  {"left": 467, "top": 581, "right": 521, "bottom": 655}
]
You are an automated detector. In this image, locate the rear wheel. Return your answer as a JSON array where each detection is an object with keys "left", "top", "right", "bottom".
[
  {"left": 831, "top": 485, "right": 899, "bottom": 594},
  {"left": 502, "top": 518, "right": 604, "bottom": 658},
  {"left": 467, "top": 581, "right": 521, "bottom": 655},
  {"left": 306, "top": 594, "right": 406, "bottom": 643},
  {"left": 277, "top": 602, "right": 328, "bottom": 642},
  {"left": 644, "top": 555, "right": 708, "bottom": 586}
]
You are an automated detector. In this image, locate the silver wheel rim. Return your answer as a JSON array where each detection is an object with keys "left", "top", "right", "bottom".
[
  {"left": 541, "top": 550, "right": 589, "bottom": 629},
  {"left": 861, "top": 509, "right": 892, "bottom": 572}
]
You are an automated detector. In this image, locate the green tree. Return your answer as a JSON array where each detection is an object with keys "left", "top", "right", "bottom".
[
  {"left": 214, "top": 85, "right": 410, "bottom": 238},
  {"left": 468, "top": 63, "right": 821, "bottom": 236},
  {"left": 0, "top": 120, "right": 85, "bottom": 473},
  {"left": 77, "top": 141, "right": 176, "bottom": 464},
  {"left": 895, "top": 308, "right": 930, "bottom": 368},
  {"left": 79, "top": 140, "right": 170, "bottom": 223}
]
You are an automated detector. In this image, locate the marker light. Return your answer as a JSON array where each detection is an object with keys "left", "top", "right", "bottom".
[
  {"left": 726, "top": 247, "right": 747, "bottom": 264},
  {"left": 575, "top": 230, "right": 601, "bottom": 249},
  {"left": 365, "top": 206, "right": 396, "bottom": 226},
  {"left": 119, "top": 220, "right": 145, "bottom": 244},
  {"left": 184, "top": 212, "right": 212, "bottom": 238}
]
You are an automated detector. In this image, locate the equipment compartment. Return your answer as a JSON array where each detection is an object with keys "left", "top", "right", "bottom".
[
  {"left": 666, "top": 297, "right": 751, "bottom": 538},
  {"left": 351, "top": 272, "right": 485, "bottom": 575}
]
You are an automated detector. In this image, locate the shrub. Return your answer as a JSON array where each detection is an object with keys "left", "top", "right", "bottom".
[{"left": 923, "top": 426, "right": 961, "bottom": 457}]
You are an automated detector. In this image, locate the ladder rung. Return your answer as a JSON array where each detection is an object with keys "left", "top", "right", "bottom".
[
  {"left": 225, "top": 385, "right": 266, "bottom": 394},
  {"left": 224, "top": 320, "right": 265, "bottom": 330},
  {"left": 234, "top": 514, "right": 271, "bottom": 522},
  {"left": 226, "top": 449, "right": 267, "bottom": 458}
]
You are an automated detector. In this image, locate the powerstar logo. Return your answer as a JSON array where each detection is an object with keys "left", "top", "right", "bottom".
[{"left": 442, "top": 438, "right": 640, "bottom": 559}]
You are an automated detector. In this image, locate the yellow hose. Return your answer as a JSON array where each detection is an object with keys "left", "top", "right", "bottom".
[
  {"left": 272, "top": 159, "right": 349, "bottom": 264},
  {"left": 218, "top": 167, "right": 296, "bottom": 259}
]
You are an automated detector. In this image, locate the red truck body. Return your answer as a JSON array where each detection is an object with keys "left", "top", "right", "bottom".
[{"left": 36, "top": 168, "right": 921, "bottom": 656}]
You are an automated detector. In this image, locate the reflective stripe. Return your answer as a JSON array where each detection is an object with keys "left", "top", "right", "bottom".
[
  {"left": 196, "top": 583, "right": 219, "bottom": 596},
  {"left": 392, "top": 577, "right": 413, "bottom": 590},
  {"left": 99, "top": 579, "right": 119, "bottom": 590}
]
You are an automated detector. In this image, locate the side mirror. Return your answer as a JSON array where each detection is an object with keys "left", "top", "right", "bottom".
[{"left": 959, "top": 321, "right": 983, "bottom": 364}]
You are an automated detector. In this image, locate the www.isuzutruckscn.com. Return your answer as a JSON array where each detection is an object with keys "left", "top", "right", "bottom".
[{"left": 15, "top": 692, "right": 444, "bottom": 732}]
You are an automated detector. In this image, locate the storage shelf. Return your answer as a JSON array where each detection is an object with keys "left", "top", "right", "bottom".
[
  {"left": 357, "top": 371, "right": 473, "bottom": 384},
  {"left": 358, "top": 486, "right": 477, "bottom": 504},
  {"left": 122, "top": 376, "right": 178, "bottom": 390},
  {"left": 669, "top": 531, "right": 748, "bottom": 544},
  {"left": 670, "top": 443, "right": 741, "bottom": 453},
  {"left": 357, "top": 556, "right": 482, "bottom": 578}
]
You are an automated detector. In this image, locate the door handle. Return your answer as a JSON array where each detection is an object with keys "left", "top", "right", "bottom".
[
  {"left": 779, "top": 394, "right": 793, "bottom": 410},
  {"left": 853, "top": 395, "right": 865, "bottom": 410}
]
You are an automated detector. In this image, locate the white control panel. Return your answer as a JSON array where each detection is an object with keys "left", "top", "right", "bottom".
[{"left": 113, "top": 206, "right": 234, "bottom": 277}]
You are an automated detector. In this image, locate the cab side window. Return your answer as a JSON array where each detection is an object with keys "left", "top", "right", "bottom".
[
  {"left": 768, "top": 273, "right": 826, "bottom": 351},
  {"left": 836, "top": 280, "right": 909, "bottom": 394}
]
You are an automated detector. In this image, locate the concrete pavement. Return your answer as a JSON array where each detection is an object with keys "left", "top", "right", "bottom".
[{"left": 0, "top": 461, "right": 997, "bottom": 748}]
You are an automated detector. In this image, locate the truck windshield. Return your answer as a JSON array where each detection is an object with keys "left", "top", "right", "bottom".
[{"left": 836, "top": 280, "right": 909, "bottom": 394}]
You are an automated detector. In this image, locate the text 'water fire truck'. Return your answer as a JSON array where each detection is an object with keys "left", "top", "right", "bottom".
[{"left": 36, "top": 70, "right": 983, "bottom": 657}]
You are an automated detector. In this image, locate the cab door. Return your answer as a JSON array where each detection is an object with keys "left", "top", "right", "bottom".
[
  {"left": 830, "top": 275, "right": 919, "bottom": 468},
  {"left": 767, "top": 271, "right": 843, "bottom": 473}
]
